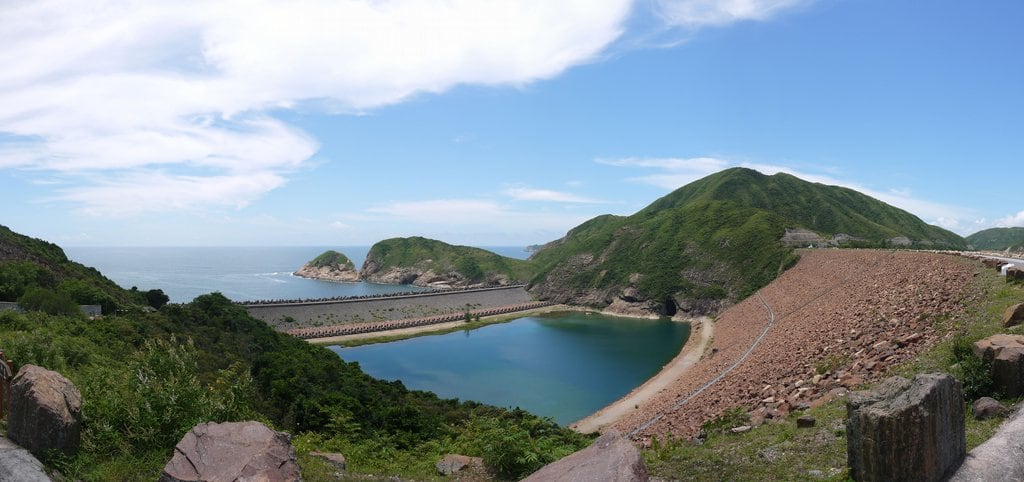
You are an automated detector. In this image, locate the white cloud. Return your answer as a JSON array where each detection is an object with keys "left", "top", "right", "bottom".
[
  {"left": 596, "top": 156, "right": 730, "bottom": 189},
  {"left": 504, "top": 187, "right": 604, "bottom": 204},
  {"left": 58, "top": 170, "right": 287, "bottom": 217},
  {"left": 367, "top": 198, "right": 593, "bottom": 232},
  {"left": 997, "top": 211, "right": 1024, "bottom": 227},
  {"left": 654, "top": 0, "right": 812, "bottom": 28},
  {"left": 0, "top": 0, "right": 632, "bottom": 215}
]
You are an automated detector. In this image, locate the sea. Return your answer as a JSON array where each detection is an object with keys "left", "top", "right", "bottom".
[{"left": 65, "top": 246, "right": 532, "bottom": 303}]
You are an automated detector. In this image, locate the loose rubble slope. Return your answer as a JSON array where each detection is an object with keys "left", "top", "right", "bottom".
[{"left": 615, "top": 249, "right": 981, "bottom": 442}]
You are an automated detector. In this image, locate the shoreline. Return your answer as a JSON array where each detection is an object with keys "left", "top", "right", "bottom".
[
  {"left": 305, "top": 302, "right": 704, "bottom": 431},
  {"left": 571, "top": 316, "right": 713, "bottom": 434}
]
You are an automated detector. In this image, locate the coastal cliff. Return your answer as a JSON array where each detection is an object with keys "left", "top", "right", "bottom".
[
  {"left": 360, "top": 237, "right": 533, "bottom": 288},
  {"left": 293, "top": 250, "right": 359, "bottom": 283}
]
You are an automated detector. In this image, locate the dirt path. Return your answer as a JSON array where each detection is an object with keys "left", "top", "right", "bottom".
[{"left": 572, "top": 316, "right": 714, "bottom": 434}]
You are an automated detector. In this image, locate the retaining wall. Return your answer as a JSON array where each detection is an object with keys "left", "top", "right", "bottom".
[{"left": 244, "top": 286, "right": 534, "bottom": 331}]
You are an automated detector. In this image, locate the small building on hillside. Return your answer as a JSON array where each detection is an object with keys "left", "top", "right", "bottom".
[
  {"left": 80, "top": 305, "right": 102, "bottom": 319},
  {"left": 0, "top": 302, "right": 23, "bottom": 313}
]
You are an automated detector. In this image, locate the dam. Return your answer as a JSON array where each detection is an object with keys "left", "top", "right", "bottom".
[{"left": 242, "top": 285, "right": 535, "bottom": 331}]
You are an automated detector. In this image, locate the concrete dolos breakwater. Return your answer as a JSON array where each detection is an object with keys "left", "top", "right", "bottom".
[{"left": 242, "top": 285, "right": 534, "bottom": 331}]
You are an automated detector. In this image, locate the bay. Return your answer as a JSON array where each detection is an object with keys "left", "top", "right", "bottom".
[
  {"left": 66, "top": 246, "right": 531, "bottom": 303},
  {"left": 332, "top": 312, "right": 690, "bottom": 426}
]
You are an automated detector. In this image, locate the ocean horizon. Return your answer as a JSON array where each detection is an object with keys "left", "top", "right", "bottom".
[{"left": 66, "top": 245, "right": 531, "bottom": 304}]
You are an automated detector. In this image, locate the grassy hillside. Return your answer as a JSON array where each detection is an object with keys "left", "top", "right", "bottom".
[
  {"left": 0, "top": 224, "right": 153, "bottom": 313},
  {"left": 0, "top": 228, "right": 589, "bottom": 480},
  {"left": 307, "top": 249, "right": 356, "bottom": 270},
  {"left": 966, "top": 227, "right": 1024, "bottom": 250},
  {"left": 529, "top": 168, "right": 966, "bottom": 314},
  {"left": 362, "top": 236, "right": 534, "bottom": 284}
]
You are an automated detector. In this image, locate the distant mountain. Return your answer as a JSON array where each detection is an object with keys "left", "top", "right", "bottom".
[
  {"left": 528, "top": 167, "right": 966, "bottom": 316},
  {"left": 966, "top": 227, "right": 1024, "bottom": 251},
  {"left": 360, "top": 236, "right": 534, "bottom": 288},
  {"left": 0, "top": 224, "right": 136, "bottom": 311},
  {"left": 293, "top": 249, "right": 359, "bottom": 283}
]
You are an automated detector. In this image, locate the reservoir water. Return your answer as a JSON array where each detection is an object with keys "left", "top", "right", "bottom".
[
  {"left": 332, "top": 312, "right": 690, "bottom": 425},
  {"left": 63, "top": 246, "right": 685, "bottom": 424}
]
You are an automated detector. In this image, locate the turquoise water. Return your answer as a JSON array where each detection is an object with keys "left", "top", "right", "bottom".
[
  {"left": 65, "top": 246, "right": 530, "bottom": 303},
  {"left": 331, "top": 312, "right": 690, "bottom": 425}
]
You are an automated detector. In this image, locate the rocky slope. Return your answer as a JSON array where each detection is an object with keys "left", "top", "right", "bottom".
[
  {"left": 360, "top": 237, "right": 533, "bottom": 288},
  {"left": 612, "top": 249, "right": 982, "bottom": 441},
  {"left": 293, "top": 250, "right": 359, "bottom": 283},
  {"left": 528, "top": 168, "right": 965, "bottom": 317}
]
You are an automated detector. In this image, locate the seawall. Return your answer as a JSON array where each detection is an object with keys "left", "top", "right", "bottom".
[{"left": 244, "top": 285, "right": 533, "bottom": 331}]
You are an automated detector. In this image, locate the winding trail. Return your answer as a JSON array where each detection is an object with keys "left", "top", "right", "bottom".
[{"left": 572, "top": 316, "right": 715, "bottom": 433}]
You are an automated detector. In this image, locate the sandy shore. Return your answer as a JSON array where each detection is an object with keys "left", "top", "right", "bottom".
[{"left": 572, "top": 316, "right": 713, "bottom": 434}]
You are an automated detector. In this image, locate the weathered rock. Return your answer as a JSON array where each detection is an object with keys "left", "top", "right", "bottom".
[
  {"left": 797, "top": 415, "right": 816, "bottom": 428},
  {"left": 1009, "top": 267, "right": 1024, "bottom": 282},
  {"left": 730, "top": 425, "right": 752, "bottom": 434},
  {"left": 0, "top": 437, "right": 52, "bottom": 482},
  {"left": 972, "top": 397, "right": 1007, "bottom": 420},
  {"left": 435, "top": 454, "right": 483, "bottom": 476},
  {"left": 981, "top": 258, "right": 1003, "bottom": 269},
  {"left": 972, "top": 334, "right": 1024, "bottom": 397},
  {"left": 294, "top": 264, "right": 359, "bottom": 283},
  {"left": 160, "top": 421, "right": 300, "bottom": 482},
  {"left": 310, "top": 451, "right": 346, "bottom": 472},
  {"left": 1003, "top": 303, "right": 1024, "bottom": 328},
  {"left": 7, "top": 364, "right": 83, "bottom": 458},
  {"left": 846, "top": 373, "right": 965, "bottom": 482},
  {"left": 523, "top": 430, "right": 647, "bottom": 482}
]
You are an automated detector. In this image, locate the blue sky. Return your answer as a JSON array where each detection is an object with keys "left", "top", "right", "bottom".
[{"left": 1, "top": 0, "right": 1021, "bottom": 247}]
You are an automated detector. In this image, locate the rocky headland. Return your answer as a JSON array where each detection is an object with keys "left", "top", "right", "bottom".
[
  {"left": 293, "top": 250, "right": 359, "bottom": 283},
  {"left": 359, "top": 236, "right": 532, "bottom": 289}
]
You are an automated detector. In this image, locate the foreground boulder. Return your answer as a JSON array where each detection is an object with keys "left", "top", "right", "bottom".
[
  {"left": 972, "top": 397, "right": 1007, "bottom": 420},
  {"left": 972, "top": 334, "right": 1024, "bottom": 397},
  {"left": 435, "top": 454, "right": 483, "bottom": 476},
  {"left": 523, "top": 430, "right": 647, "bottom": 482},
  {"left": 7, "top": 365, "right": 82, "bottom": 458},
  {"left": 0, "top": 437, "right": 52, "bottom": 482},
  {"left": 160, "top": 421, "right": 300, "bottom": 482},
  {"left": 846, "top": 373, "right": 965, "bottom": 482},
  {"left": 1004, "top": 303, "right": 1024, "bottom": 327}
]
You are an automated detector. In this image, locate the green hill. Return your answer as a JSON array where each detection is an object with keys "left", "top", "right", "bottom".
[
  {"left": 966, "top": 227, "right": 1024, "bottom": 251},
  {"left": 0, "top": 224, "right": 146, "bottom": 313},
  {"left": 528, "top": 168, "right": 966, "bottom": 315},
  {"left": 361, "top": 236, "right": 534, "bottom": 287},
  {"left": 308, "top": 249, "right": 355, "bottom": 269}
]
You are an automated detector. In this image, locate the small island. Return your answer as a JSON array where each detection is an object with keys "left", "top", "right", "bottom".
[
  {"left": 360, "top": 236, "right": 533, "bottom": 288},
  {"left": 293, "top": 250, "right": 359, "bottom": 283}
]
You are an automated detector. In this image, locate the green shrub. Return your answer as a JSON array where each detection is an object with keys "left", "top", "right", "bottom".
[
  {"left": 950, "top": 336, "right": 996, "bottom": 400},
  {"left": 454, "top": 410, "right": 590, "bottom": 479},
  {"left": 17, "top": 287, "right": 81, "bottom": 316}
]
